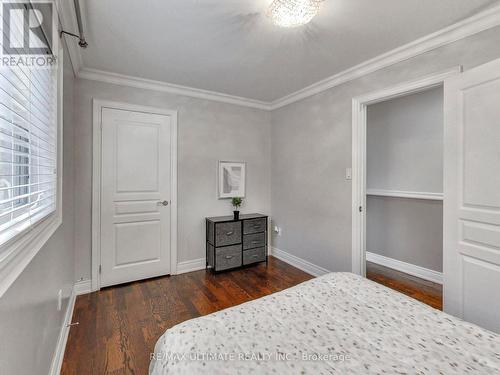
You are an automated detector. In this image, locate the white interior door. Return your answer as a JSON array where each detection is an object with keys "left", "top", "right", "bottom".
[
  {"left": 444, "top": 58, "right": 500, "bottom": 333},
  {"left": 100, "top": 107, "right": 172, "bottom": 287}
]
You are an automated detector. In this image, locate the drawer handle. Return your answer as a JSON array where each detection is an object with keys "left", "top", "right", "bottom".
[
  {"left": 225, "top": 255, "right": 234, "bottom": 260},
  {"left": 252, "top": 254, "right": 259, "bottom": 258},
  {"left": 225, "top": 231, "right": 234, "bottom": 236},
  {"left": 251, "top": 241, "right": 259, "bottom": 244},
  {"left": 253, "top": 224, "right": 260, "bottom": 228}
]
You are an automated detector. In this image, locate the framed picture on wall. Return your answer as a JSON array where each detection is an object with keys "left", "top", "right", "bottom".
[{"left": 218, "top": 161, "right": 246, "bottom": 199}]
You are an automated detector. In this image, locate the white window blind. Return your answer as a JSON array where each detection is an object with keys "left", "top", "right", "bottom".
[{"left": 0, "top": 6, "right": 58, "bottom": 248}]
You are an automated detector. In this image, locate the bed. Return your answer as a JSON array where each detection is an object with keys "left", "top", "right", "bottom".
[{"left": 150, "top": 272, "right": 500, "bottom": 374}]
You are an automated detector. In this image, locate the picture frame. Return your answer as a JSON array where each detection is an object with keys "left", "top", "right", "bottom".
[{"left": 218, "top": 161, "right": 246, "bottom": 199}]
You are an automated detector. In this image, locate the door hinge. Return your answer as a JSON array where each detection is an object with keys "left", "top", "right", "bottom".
[
  {"left": 359, "top": 206, "right": 363, "bottom": 212},
  {"left": 99, "top": 265, "right": 102, "bottom": 274}
]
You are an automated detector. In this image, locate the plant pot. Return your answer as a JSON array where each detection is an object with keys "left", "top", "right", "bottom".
[{"left": 233, "top": 210, "right": 240, "bottom": 220}]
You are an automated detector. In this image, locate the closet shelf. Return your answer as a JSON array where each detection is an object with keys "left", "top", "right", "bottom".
[{"left": 366, "top": 189, "right": 443, "bottom": 201}]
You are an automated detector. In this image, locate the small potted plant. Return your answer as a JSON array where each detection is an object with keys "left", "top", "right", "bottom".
[{"left": 231, "top": 197, "right": 243, "bottom": 220}]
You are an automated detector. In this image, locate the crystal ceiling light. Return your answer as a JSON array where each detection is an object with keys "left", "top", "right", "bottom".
[{"left": 267, "top": 0, "right": 323, "bottom": 28}]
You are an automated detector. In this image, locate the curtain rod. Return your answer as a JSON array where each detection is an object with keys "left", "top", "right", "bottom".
[{"left": 60, "top": 0, "right": 88, "bottom": 48}]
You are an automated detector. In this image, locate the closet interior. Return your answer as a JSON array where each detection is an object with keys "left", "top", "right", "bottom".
[{"left": 365, "top": 86, "right": 444, "bottom": 309}]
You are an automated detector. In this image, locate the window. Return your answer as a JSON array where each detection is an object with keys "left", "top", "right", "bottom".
[
  {"left": 0, "top": 3, "right": 60, "bottom": 257},
  {"left": 0, "top": 65, "right": 58, "bottom": 247}
]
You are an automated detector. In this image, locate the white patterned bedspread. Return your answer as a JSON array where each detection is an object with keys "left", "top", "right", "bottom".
[{"left": 150, "top": 272, "right": 500, "bottom": 374}]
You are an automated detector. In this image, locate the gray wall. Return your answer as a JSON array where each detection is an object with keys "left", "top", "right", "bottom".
[
  {"left": 0, "top": 42, "right": 75, "bottom": 375},
  {"left": 1, "top": 21, "right": 498, "bottom": 375},
  {"left": 366, "top": 87, "right": 443, "bottom": 272},
  {"left": 270, "top": 26, "right": 500, "bottom": 272},
  {"left": 367, "top": 86, "right": 443, "bottom": 193},
  {"left": 74, "top": 80, "right": 271, "bottom": 280},
  {"left": 367, "top": 197, "right": 443, "bottom": 272}
]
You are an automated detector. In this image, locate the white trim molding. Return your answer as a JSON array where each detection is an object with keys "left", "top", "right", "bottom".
[
  {"left": 48, "top": 279, "right": 92, "bottom": 375},
  {"left": 176, "top": 258, "right": 206, "bottom": 274},
  {"left": 366, "top": 252, "right": 443, "bottom": 284},
  {"left": 353, "top": 66, "right": 462, "bottom": 106},
  {"left": 0, "top": 217, "right": 62, "bottom": 298},
  {"left": 351, "top": 67, "right": 460, "bottom": 277},
  {"left": 91, "top": 100, "right": 178, "bottom": 291},
  {"left": 270, "top": 4, "right": 500, "bottom": 109},
  {"left": 366, "top": 189, "right": 444, "bottom": 201},
  {"left": 70, "top": 5, "right": 500, "bottom": 111},
  {"left": 74, "top": 279, "right": 92, "bottom": 296},
  {"left": 78, "top": 68, "right": 271, "bottom": 110},
  {"left": 270, "top": 247, "right": 330, "bottom": 277},
  {"left": 49, "top": 286, "right": 76, "bottom": 375}
]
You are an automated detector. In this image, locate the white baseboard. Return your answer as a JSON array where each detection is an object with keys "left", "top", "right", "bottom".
[
  {"left": 49, "top": 279, "right": 92, "bottom": 375},
  {"left": 176, "top": 258, "right": 206, "bottom": 274},
  {"left": 73, "top": 279, "right": 92, "bottom": 296},
  {"left": 366, "top": 251, "right": 443, "bottom": 284},
  {"left": 270, "top": 247, "right": 330, "bottom": 277},
  {"left": 48, "top": 286, "right": 76, "bottom": 375}
]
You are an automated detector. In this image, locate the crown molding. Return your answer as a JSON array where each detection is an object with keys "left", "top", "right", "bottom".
[
  {"left": 77, "top": 68, "right": 272, "bottom": 110},
  {"left": 55, "top": 0, "right": 83, "bottom": 75},
  {"left": 269, "top": 4, "right": 500, "bottom": 110},
  {"left": 72, "top": 4, "right": 500, "bottom": 111}
]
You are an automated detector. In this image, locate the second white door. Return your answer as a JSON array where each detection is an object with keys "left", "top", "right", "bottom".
[
  {"left": 100, "top": 107, "right": 173, "bottom": 287},
  {"left": 444, "top": 58, "right": 500, "bottom": 333}
]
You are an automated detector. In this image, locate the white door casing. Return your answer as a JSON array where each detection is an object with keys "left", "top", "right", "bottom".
[
  {"left": 443, "top": 58, "right": 500, "bottom": 333},
  {"left": 351, "top": 67, "right": 461, "bottom": 276},
  {"left": 94, "top": 102, "right": 177, "bottom": 288}
]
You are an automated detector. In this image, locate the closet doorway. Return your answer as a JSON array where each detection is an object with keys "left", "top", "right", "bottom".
[
  {"left": 365, "top": 86, "right": 443, "bottom": 309},
  {"left": 351, "top": 68, "right": 461, "bottom": 309}
]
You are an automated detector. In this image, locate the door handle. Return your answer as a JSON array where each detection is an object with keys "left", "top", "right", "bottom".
[{"left": 157, "top": 200, "right": 169, "bottom": 206}]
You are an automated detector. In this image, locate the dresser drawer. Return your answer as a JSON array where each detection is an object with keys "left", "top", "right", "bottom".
[
  {"left": 243, "top": 218, "right": 266, "bottom": 234},
  {"left": 215, "top": 245, "right": 242, "bottom": 271},
  {"left": 243, "top": 232, "right": 266, "bottom": 250},
  {"left": 243, "top": 247, "right": 266, "bottom": 265},
  {"left": 215, "top": 221, "right": 241, "bottom": 246}
]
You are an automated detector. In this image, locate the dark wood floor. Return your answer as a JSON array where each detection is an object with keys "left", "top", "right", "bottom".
[
  {"left": 61, "top": 256, "right": 313, "bottom": 375},
  {"left": 366, "top": 261, "right": 443, "bottom": 310},
  {"left": 61, "top": 257, "right": 442, "bottom": 375}
]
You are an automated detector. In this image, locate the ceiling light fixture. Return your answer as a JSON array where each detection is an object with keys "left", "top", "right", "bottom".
[{"left": 267, "top": 0, "right": 323, "bottom": 28}]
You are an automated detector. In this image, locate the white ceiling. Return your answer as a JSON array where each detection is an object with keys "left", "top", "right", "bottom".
[{"left": 80, "top": 0, "right": 499, "bottom": 102}]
